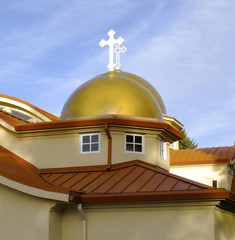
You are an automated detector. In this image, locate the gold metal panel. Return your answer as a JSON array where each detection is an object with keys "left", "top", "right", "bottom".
[{"left": 61, "top": 71, "right": 163, "bottom": 121}]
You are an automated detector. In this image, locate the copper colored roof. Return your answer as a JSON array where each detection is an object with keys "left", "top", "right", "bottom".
[
  {"left": 0, "top": 94, "right": 59, "bottom": 121},
  {"left": 0, "top": 145, "right": 233, "bottom": 204},
  {"left": 0, "top": 146, "right": 68, "bottom": 194},
  {"left": 40, "top": 160, "right": 232, "bottom": 203},
  {"left": 170, "top": 146, "right": 235, "bottom": 165}
]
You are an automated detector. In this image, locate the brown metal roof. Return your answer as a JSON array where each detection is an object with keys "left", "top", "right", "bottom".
[
  {"left": 170, "top": 146, "right": 235, "bottom": 165},
  {"left": 40, "top": 160, "right": 212, "bottom": 195},
  {"left": 39, "top": 160, "right": 234, "bottom": 203},
  {"left": 0, "top": 146, "right": 68, "bottom": 193},
  {"left": 0, "top": 145, "right": 232, "bottom": 204}
]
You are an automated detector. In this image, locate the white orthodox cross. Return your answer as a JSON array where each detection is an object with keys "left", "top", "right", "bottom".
[{"left": 99, "top": 29, "right": 127, "bottom": 71}]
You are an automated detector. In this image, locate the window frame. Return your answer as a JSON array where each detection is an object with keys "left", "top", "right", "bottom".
[
  {"left": 160, "top": 140, "right": 167, "bottom": 160},
  {"left": 80, "top": 133, "right": 100, "bottom": 154},
  {"left": 125, "top": 133, "right": 145, "bottom": 154}
]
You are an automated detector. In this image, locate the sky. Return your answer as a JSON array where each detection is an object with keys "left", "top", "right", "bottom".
[{"left": 0, "top": 0, "right": 234, "bottom": 148}]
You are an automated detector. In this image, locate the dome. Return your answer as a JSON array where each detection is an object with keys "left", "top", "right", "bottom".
[
  {"left": 61, "top": 71, "right": 164, "bottom": 121},
  {"left": 113, "top": 70, "right": 167, "bottom": 114}
]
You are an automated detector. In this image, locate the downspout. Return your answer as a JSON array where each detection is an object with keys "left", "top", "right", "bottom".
[
  {"left": 104, "top": 124, "right": 112, "bottom": 170},
  {"left": 77, "top": 203, "right": 87, "bottom": 240}
]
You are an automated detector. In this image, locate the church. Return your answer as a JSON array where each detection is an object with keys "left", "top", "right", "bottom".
[{"left": 0, "top": 30, "right": 234, "bottom": 240}]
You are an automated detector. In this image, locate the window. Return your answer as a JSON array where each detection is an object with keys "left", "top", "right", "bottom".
[
  {"left": 160, "top": 140, "right": 166, "bottom": 160},
  {"left": 81, "top": 133, "right": 100, "bottom": 153},
  {"left": 125, "top": 133, "right": 144, "bottom": 153}
]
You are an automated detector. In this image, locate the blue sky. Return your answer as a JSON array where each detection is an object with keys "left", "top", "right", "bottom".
[{"left": 0, "top": 0, "right": 234, "bottom": 148}]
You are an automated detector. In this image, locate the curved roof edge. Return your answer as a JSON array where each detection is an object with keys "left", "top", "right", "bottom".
[{"left": 0, "top": 94, "right": 59, "bottom": 121}]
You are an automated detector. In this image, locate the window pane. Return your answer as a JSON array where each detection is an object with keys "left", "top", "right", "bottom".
[
  {"left": 91, "top": 143, "right": 99, "bottom": 151},
  {"left": 126, "top": 144, "right": 133, "bottom": 151},
  {"left": 135, "top": 144, "right": 142, "bottom": 152},
  {"left": 135, "top": 136, "right": 142, "bottom": 143},
  {"left": 91, "top": 134, "right": 99, "bottom": 143},
  {"left": 83, "top": 136, "right": 90, "bottom": 143},
  {"left": 82, "top": 144, "right": 90, "bottom": 152},
  {"left": 126, "top": 135, "right": 133, "bottom": 143}
]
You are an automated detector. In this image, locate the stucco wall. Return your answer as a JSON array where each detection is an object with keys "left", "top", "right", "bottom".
[
  {"left": 0, "top": 184, "right": 56, "bottom": 240},
  {"left": 170, "top": 164, "right": 233, "bottom": 190},
  {"left": 215, "top": 208, "right": 235, "bottom": 240},
  {"left": 0, "top": 125, "right": 169, "bottom": 170},
  {"left": 111, "top": 130, "right": 169, "bottom": 170},
  {"left": 62, "top": 203, "right": 216, "bottom": 240}
]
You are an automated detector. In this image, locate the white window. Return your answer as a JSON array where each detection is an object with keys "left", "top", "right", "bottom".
[
  {"left": 81, "top": 133, "right": 100, "bottom": 153},
  {"left": 125, "top": 133, "right": 144, "bottom": 153},
  {"left": 160, "top": 140, "right": 167, "bottom": 160}
]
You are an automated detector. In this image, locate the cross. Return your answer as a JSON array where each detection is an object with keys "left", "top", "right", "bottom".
[{"left": 99, "top": 29, "right": 127, "bottom": 71}]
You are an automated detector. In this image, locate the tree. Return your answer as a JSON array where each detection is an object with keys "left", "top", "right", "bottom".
[{"left": 179, "top": 128, "right": 198, "bottom": 149}]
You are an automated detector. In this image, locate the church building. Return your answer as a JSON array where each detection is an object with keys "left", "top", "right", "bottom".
[{"left": 0, "top": 30, "right": 234, "bottom": 240}]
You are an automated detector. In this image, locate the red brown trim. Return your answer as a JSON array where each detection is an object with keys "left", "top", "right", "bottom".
[
  {"left": 69, "top": 188, "right": 230, "bottom": 203},
  {"left": 104, "top": 124, "right": 112, "bottom": 170},
  {"left": 14, "top": 116, "right": 184, "bottom": 140},
  {"left": 0, "top": 110, "right": 29, "bottom": 125},
  {"left": 0, "top": 94, "right": 59, "bottom": 121}
]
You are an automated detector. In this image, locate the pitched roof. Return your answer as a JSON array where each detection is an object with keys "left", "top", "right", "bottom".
[
  {"left": 0, "top": 146, "right": 68, "bottom": 194},
  {"left": 40, "top": 160, "right": 232, "bottom": 203},
  {"left": 171, "top": 146, "right": 235, "bottom": 165},
  {"left": 0, "top": 94, "right": 59, "bottom": 121},
  {"left": 0, "top": 145, "right": 232, "bottom": 204}
]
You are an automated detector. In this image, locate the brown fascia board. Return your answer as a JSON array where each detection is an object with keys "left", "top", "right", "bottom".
[
  {"left": 69, "top": 188, "right": 231, "bottom": 204},
  {"left": 0, "top": 94, "right": 59, "bottom": 121},
  {"left": 14, "top": 117, "right": 184, "bottom": 140}
]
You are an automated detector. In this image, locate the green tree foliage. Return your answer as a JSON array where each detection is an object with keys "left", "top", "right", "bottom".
[{"left": 179, "top": 129, "right": 198, "bottom": 149}]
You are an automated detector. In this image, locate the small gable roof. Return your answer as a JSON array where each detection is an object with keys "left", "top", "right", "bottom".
[{"left": 40, "top": 160, "right": 232, "bottom": 204}]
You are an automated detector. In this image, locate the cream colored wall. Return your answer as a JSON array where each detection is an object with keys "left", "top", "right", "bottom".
[
  {"left": 108, "top": 128, "right": 170, "bottom": 170},
  {"left": 0, "top": 124, "right": 170, "bottom": 170},
  {"left": 61, "top": 202, "right": 217, "bottom": 240},
  {"left": 0, "top": 183, "right": 234, "bottom": 240},
  {"left": 0, "top": 184, "right": 57, "bottom": 240},
  {"left": 170, "top": 164, "right": 233, "bottom": 190},
  {"left": 215, "top": 208, "right": 235, "bottom": 240},
  {"left": 0, "top": 126, "right": 108, "bottom": 169},
  {"left": 62, "top": 205, "right": 82, "bottom": 240}
]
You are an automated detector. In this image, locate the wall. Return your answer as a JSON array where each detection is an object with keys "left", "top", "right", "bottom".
[
  {"left": 215, "top": 208, "right": 235, "bottom": 240},
  {"left": 111, "top": 129, "right": 170, "bottom": 170},
  {"left": 61, "top": 202, "right": 217, "bottom": 240},
  {"left": 0, "top": 124, "right": 170, "bottom": 170},
  {"left": 0, "top": 184, "right": 56, "bottom": 240},
  {"left": 170, "top": 163, "right": 233, "bottom": 190}
]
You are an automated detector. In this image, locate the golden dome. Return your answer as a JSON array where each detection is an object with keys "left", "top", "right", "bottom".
[
  {"left": 113, "top": 70, "right": 166, "bottom": 114},
  {"left": 61, "top": 71, "right": 164, "bottom": 121}
]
